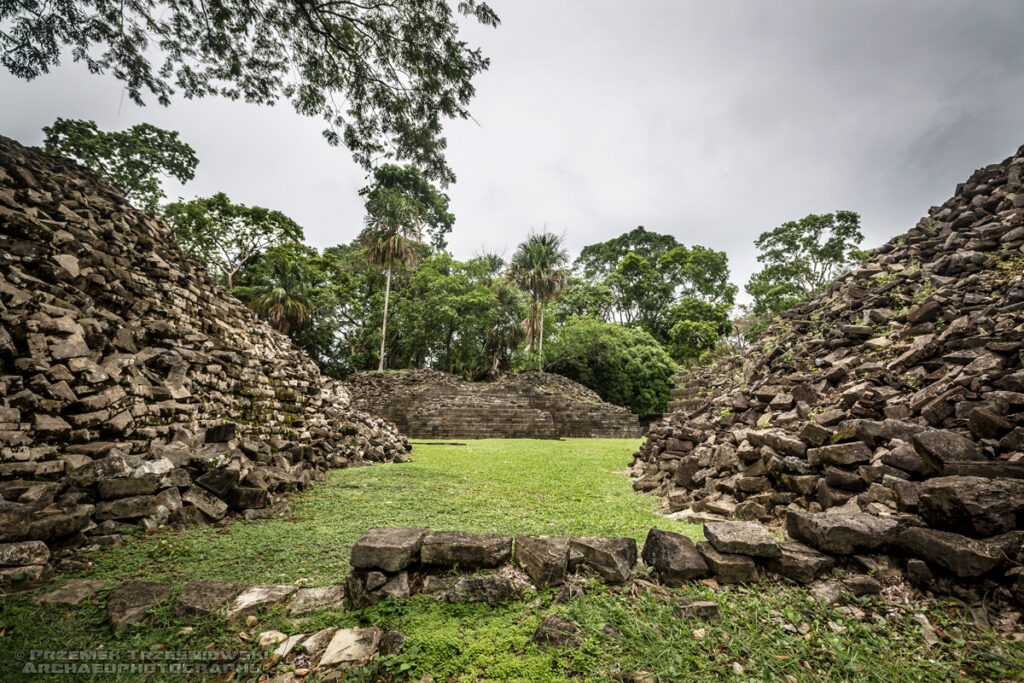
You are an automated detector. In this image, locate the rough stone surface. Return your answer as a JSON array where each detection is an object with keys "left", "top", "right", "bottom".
[
  {"left": 898, "top": 528, "right": 1006, "bottom": 578},
  {"left": 107, "top": 580, "right": 172, "bottom": 628},
  {"left": 225, "top": 585, "right": 296, "bottom": 622},
  {"left": 350, "top": 528, "right": 428, "bottom": 573},
  {"left": 37, "top": 579, "right": 106, "bottom": 607},
  {"left": 569, "top": 537, "right": 638, "bottom": 584},
  {"left": 444, "top": 574, "right": 521, "bottom": 606},
  {"left": 640, "top": 528, "right": 709, "bottom": 586},
  {"left": 0, "top": 540, "right": 50, "bottom": 566},
  {"left": 288, "top": 585, "right": 346, "bottom": 616},
  {"left": 696, "top": 542, "right": 759, "bottom": 584},
  {"left": 514, "top": 535, "right": 570, "bottom": 588},
  {"left": 918, "top": 476, "right": 1024, "bottom": 537},
  {"left": 533, "top": 614, "right": 581, "bottom": 649},
  {"left": 703, "top": 521, "right": 781, "bottom": 558},
  {"left": 319, "top": 627, "right": 382, "bottom": 667},
  {"left": 786, "top": 511, "right": 901, "bottom": 555},
  {"left": 762, "top": 542, "right": 836, "bottom": 584},
  {"left": 174, "top": 578, "right": 245, "bottom": 619},
  {"left": 420, "top": 531, "right": 512, "bottom": 569},
  {"left": 675, "top": 598, "right": 722, "bottom": 622}
]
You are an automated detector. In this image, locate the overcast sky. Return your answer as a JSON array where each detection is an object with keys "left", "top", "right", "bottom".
[{"left": 3, "top": 1, "right": 1024, "bottom": 302}]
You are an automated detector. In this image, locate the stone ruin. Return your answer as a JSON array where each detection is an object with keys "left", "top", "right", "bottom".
[
  {"left": 0, "top": 135, "right": 410, "bottom": 584},
  {"left": 632, "top": 143, "right": 1024, "bottom": 608},
  {"left": 343, "top": 369, "right": 645, "bottom": 439}
]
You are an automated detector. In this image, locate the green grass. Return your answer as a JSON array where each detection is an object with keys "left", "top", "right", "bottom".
[{"left": 1, "top": 438, "right": 1021, "bottom": 682}]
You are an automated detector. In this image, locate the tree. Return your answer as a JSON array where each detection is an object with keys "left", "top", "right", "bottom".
[
  {"left": 745, "top": 211, "right": 864, "bottom": 317},
  {"left": 5, "top": 0, "right": 499, "bottom": 184},
  {"left": 574, "top": 226, "right": 680, "bottom": 281},
  {"left": 665, "top": 299, "right": 732, "bottom": 362},
  {"left": 42, "top": 118, "right": 197, "bottom": 211},
  {"left": 360, "top": 164, "right": 455, "bottom": 249},
  {"left": 163, "top": 193, "right": 304, "bottom": 289},
  {"left": 543, "top": 317, "right": 678, "bottom": 417},
  {"left": 233, "top": 244, "right": 315, "bottom": 334},
  {"left": 360, "top": 189, "right": 423, "bottom": 372},
  {"left": 507, "top": 231, "right": 570, "bottom": 370}
]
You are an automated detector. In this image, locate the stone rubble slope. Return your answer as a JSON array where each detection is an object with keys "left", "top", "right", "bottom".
[
  {"left": 344, "top": 369, "right": 645, "bottom": 439},
  {"left": 632, "top": 143, "right": 1024, "bottom": 608},
  {"left": 0, "top": 135, "right": 409, "bottom": 582}
]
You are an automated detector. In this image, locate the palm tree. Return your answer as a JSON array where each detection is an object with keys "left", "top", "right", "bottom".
[
  {"left": 507, "top": 231, "right": 570, "bottom": 370},
  {"left": 360, "top": 191, "right": 422, "bottom": 372},
  {"left": 234, "top": 249, "right": 312, "bottom": 334}
]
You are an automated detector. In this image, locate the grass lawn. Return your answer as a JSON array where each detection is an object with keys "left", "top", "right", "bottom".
[{"left": 1, "top": 438, "right": 1021, "bottom": 682}]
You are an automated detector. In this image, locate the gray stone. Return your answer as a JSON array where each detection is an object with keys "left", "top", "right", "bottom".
[
  {"left": 912, "top": 430, "right": 982, "bottom": 474},
  {"left": 420, "top": 530, "right": 512, "bottom": 569},
  {"left": 107, "top": 580, "right": 173, "bottom": 628},
  {"left": 569, "top": 536, "right": 638, "bottom": 584},
  {"left": 289, "top": 585, "right": 346, "bottom": 616},
  {"left": 532, "top": 614, "right": 580, "bottom": 649},
  {"left": 181, "top": 486, "right": 228, "bottom": 520},
  {"left": 786, "top": 510, "right": 900, "bottom": 554},
  {"left": 808, "top": 442, "right": 872, "bottom": 467},
  {"left": 96, "top": 476, "right": 159, "bottom": 499},
  {"left": 350, "top": 527, "right": 428, "bottom": 573},
  {"left": 918, "top": 476, "right": 1024, "bottom": 537},
  {"left": 675, "top": 598, "right": 721, "bottom": 622},
  {"left": 94, "top": 495, "right": 161, "bottom": 520},
  {"left": 762, "top": 541, "right": 835, "bottom": 584},
  {"left": 703, "top": 520, "right": 781, "bottom": 558},
  {"left": 695, "top": 542, "right": 758, "bottom": 584},
  {"left": 514, "top": 534, "right": 569, "bottom": 588},
  {"left": 225, "top": 585, "right": 296, "bottom": 622},
  {"left": 898, "top": 527, "right": 1005, "bottom": 578},
  {"left": 37, "top": 579, "right": 106, "bottom": 607},
  {"left": 174, "top": 578, "right": 245, "bottom": 619},
  {"left": 0, "top": 540, "right": 49, "bottom": 566},
  {"left": 640, "top": 528, "right": 709, "bottom": 586},
  {"left": 445, "top": 574, "right": 521, "bottom": 606},
  {"left": 319, "top": 627, "right": 382, "bottom": 667}
]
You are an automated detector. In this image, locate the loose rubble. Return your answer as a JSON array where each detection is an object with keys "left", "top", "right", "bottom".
[
  {"left": 0, "top": 136, "right": 411, "bottom": 585},
  {"left": 632, "top": 142, "right": 1024, "bottom": 610}
]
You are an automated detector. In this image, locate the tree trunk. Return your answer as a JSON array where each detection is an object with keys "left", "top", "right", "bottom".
[
  {"left": 378, "top": 262, "right": 392, "bottom": 373},
  {"left": 538, "top": 303, "right": 544, "bottom": 371}
]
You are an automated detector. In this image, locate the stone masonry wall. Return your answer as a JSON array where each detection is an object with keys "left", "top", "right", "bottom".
[
  {"left": 344, "top": 370, "right": 645, "bottom": 439},
  {"left": 0, "top": 135, "right": 409, "bottom": 580}
]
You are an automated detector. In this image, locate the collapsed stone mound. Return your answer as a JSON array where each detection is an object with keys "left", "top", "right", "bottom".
[
  {"left": 632, "top": 143, "right": 1024, "bottom": 606},
  {"left": 0, "top": 135, "right": 410, "bottom": 580},
  {"left": 343, "top": 369, "right": 644, "bottom": 439}
]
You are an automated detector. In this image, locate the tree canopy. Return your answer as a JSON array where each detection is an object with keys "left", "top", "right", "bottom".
[
  {"left": 42, "top": 118, "right": 197, "bottom": 211},
  {"left": 360, "top": 164, "right": 455, "bottom": 249},
  {"left": 5, "top": 0, "right": 499, "bottom": 183},
  {"left": 745, "top": 210, "right": 864, "bottom": 317},
  {"left": 163, "top": 192, "right": 304, "bottom": 289}
]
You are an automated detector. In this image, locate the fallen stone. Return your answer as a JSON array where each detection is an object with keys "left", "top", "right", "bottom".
[
  {"left": 569, "top": 536, "right": 637, "bottom": 584},
  {"left": 640, "top": 528, "right": 709, "bottom": 586},
  {"left": 514, "top": 535, "right": 569, "bottom": 588},
  {"left": 762, "top": 541, "right": 835, "bottom": 584},
  {"left": 912, "top": 430, "right": 982, "bottom": 474},
  {"left": 420, "top": 531, "right": 512, "bottom": 569},
  {"left": 107, "top": 580, "right": 173, "bottom": 628},
  {"left": 703, "top": 520, "right": 781, "bottom": 558},
  {"left": 181, "top": 486, "right": 228, "bottom": 520},
  {"left": 809, "top": 442, "right": 872, "bottom": 467},
  {"left": 918, "top": 476, "right": 1024, "bottom": 537},
  {"left": 289, "top": 585, "right": 346, "bottom": 616},
  {"left": 786, "top": 510, "right": 900, "bottom": 555},
  {"left": 350, "top": 527, "right": 427, "bottom": 573},
  {"left": 842, "top": 574, "right": 882, "bottom": 596},
  {"left": 696, "top": 542, "right": 758, "bottom": 584},
  {"left": 445, "top": 574, "right": 521, "bottom": 606},
  {"left": 533, "top": 614, "right": 581, "bottom": 649},
  {"left": 37, "top": 579, "right": 106, "bottom": 607},
  {"left": 898, "top": 527, "right": 1005, "bottom": 578},
  {"left": 0, "top": 540, "right": 50, "bottom": 566},
  {"left": 675, "top": 598, "right": 721, "bottom": 622},
  {"left": 94, "top": 495, "right": 162, "bottom": 520},
  {"left": 225, "top": 585, "right": 296, "bottom": 622},
  {"left": 319, "top": 627, "right": 382, "bottom": 667},
  {"left": 174, "top": 578, "right": 245, "bottom": 619}
]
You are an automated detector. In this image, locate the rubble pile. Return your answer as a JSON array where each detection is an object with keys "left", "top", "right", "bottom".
[
  {"left": 0, "top": 135, "right": 409, "bottom": 582},
  {"left": 632, "top": 144, "right": 1024, "bottom": 607}
]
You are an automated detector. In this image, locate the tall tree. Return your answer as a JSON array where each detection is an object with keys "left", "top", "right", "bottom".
[
  {"left": 6, "top": 1, "right": 499, "bottom": 183},
  {"left": 233, "top": 244, "right": 315, "bottom": 334},
  {"left": 360, "top": 189, "right": 422, "bottom": 372},
  {"left": 745, "top": 211, "right": 864, "bottom": 317},
  {"left": 359, "top": 164, "right": 455, "bottom": 249},
  {"left": 42, "top": 118, "right": 197, "bottom": 211},
  {"left": 507, "top": 231, "right": 570, "bottom": 370},
  {"left": 163, "top": 193, "right": 304, "bottom": 289},
  {"left": 574, "top": 226, "right": 680, "bottom": 281}
]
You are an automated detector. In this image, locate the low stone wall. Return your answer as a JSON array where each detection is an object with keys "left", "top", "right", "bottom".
[{"left": 344, "top": 370, "right": 644, "bottom": 439}]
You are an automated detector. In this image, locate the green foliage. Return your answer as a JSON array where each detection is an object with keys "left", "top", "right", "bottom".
[
  {"left": 543, "top": 317, "right": 678, "bottom": 416},
  {"left": 666, "top": 298, "right": 732, "bottom": 362},
  {"left": 745, "top": 210, "right": 864, "bottom": 317},
  {"left": 42, "top": 117, "right": 197, "bottom": 211},
  {"left": 163, "top": 193, "right": 304, "bottom": 289},
  {"left": 574, "top": 226, "right": 680, "bottom": 281},
  {"left": 360, "top": 164, "right": 455, "bottom": 249},
  {"left": 507, "top": 231, "right": 571, "bottom": 369},
  {"left": 8, "top": 1, "right": 499, "bottom": 183}
]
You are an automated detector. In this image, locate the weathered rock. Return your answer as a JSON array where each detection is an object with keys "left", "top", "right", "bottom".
[
  {"left": 703, "top": 520, "right": 781, "bottom": 558},
  {"left": 514, "top": 535, "right": 569, "bottom": 588},
  {"left": 288, "top": 585, "right": 346, "bottom": 616},
  {"left": 37, "top": 579, "right": 107, "bottom": 607},
  {"left": 533, "top": 614, "right": 581, "bottom": 649},
  {"left": 94, "top": 495, "right": 162, "bottom": 520},
  {"left": 445, "top": 574, "right": 521, "bottom": 606},
  {"left": 174, "top": 578, "right": 245, "bottom": 619},
  {"left": 898, "top": 527, "right": 1005, "bottom": 578},
  {"left": 420, "top": 531, "right": 512, "bottom": 569},
  {"left": 569, "top": 536, "right": 638, "bottom": 584},
  {"left": 786, "top": 510, "right": 900, "bottom": 555},
  {"left": 912, "top": 430, "right": 982, "bottom": 474},
  {"left": 762, "top": 541, "right": 835, "bottom": 584},
  {"left": 346, "top": 568, "right": 409, "bottom": 609},
  {"left": 107, "top": 580, "right": 173, "bottom": 628},
  {"left": 181, "top": 487, "right": 228, "bottom": 520},
  {"left": 641, "top": 528, "right": 709, "bottom": 586},
  {"left": 675, "top": 598, "right": 721, "bottom": 622},
  {"left": 696, "top": 542, "right": 758, "bottom": 584},
  {"left": 319, "top": 627, "right": 382, "bottom": 667},
  {"left": 918, "top": 476, "right": 1024, "bottom": 537},
  {"left": 350, "top": 528, "right": 428, "bottom": 573},
  {"left": 0, "top": 540, "right": 50, "bottom": 566},
  {"left": 842, "top": 574, "right": 882, "bottom": 596},
  {"left": 225, "top": 585, "right": 296, "bottom": 622},
  {"left": 808, "top": 442, "right": 872, "bottom": 467}
]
